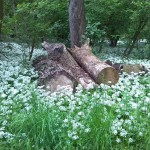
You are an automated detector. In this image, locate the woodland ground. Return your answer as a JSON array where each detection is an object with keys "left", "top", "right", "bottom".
[{"left": 0, "top": 42, "right": 150, "bottom": 150}]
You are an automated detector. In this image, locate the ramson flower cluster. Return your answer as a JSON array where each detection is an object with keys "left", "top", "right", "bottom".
[{"left": 0, "top": 42, "right": 150, "bottom": 147}]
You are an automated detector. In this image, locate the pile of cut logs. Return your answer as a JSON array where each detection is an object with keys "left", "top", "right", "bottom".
[{"left": 32, "top": 41, "right": 147, "bottom": 93}]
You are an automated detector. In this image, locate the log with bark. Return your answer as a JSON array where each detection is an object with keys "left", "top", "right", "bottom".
[
  {"left": 33, "top": 41, "right": 119, "bottom": 93},
  {"left": 68, "top": 40, "right": 119, "bottom": 85},
  {"left": 33, "top": 42, "right": 96, "bottom": 92},
  {"left": 33, "top": 55, "right": 77, "bottom": 93},
  {"left": 105, "top": 60, "right": 148, "bottom": 74}
]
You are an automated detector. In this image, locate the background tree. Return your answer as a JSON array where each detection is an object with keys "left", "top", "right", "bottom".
[
  {"left": 85, "top": 0, "right": 131, "bottom": 47},
  {"left": 0, "top": 0, "right": 4, "bottom": 40},
  {"left": 2, "top": 0, "right": 69, "bottom": 60},
  {"left": 124, "top": 0, "right": 150, "bottom": 56},
  {"left": 1, "top": 0, "right": 150, "bottom": 58},
  {"left": 69, "top": 0, "right": 86, "bottom": 47}
]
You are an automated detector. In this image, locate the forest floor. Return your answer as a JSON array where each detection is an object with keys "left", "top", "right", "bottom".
[{"left": 0, "top": 42, "right": 150, "bottom": 149}]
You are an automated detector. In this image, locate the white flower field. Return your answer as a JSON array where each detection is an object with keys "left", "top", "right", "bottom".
[{"left": 0, "top": 43, "right": 150, "bottom": 149}]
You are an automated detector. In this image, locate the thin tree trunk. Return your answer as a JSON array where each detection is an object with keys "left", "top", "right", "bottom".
[
  {"left": 0, "top": 0, "right": 4, "bottom": 41},
  {"left": 69, "top": 0, "right": 86, "bottom": 48},
  {"left": 12, "top": 0, "right": 18, "bottom": 37},
  {"left": 29, "top": 39, "right": 35, "bottom": 61},
  {"left": 109, "top": 37, "right": 119, "bottom": 47},
  {"left": 124, "top": 19, "right": 148, "bottom": 56}
]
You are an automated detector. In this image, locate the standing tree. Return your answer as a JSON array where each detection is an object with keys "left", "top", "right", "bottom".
[
  {"left": 0, "top": 0, "right": 4, "bottom": 40},
  {"left": 124, "top": 17, "right": 149, "bottom": 56},
  {"left": 85, "top": 0, "right": 131, "bottom": 48},
  {"left": 5, "top": 0, "right": 68, "bottom": 60},
  {"left": 69, "top": 0, "right": 86, "bottom": 48},
  {"left": 123, "top": 0, "right": 150, "bottom": 56}
]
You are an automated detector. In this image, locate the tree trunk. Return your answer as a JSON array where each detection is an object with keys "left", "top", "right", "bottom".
[
  {"left": 33, "top": 55, "right": 77, "bottom": 93},
  {"left": 122, "top": 64, "right": 147, "bottom": 74},
  {"left": 124, "top": 19, "right": 148, "bottom": 56},
  {"left": 12, "top": 0, "right": 18, "bottom": 36},
  {"left": 68, "top": 40, "right": 119, "bottom": 85},
  {"left": 33, "top": 42, "right": 95, "bottom": 92},
  {"left": 109, "top": 36, "right": 119, "bottom": 47},
  {"left": 29, "top": 39, "right": 35, "bottom": 61},
  {"left": 105, "top": 60, "right": 147, "bottom": 74},
  {"left": 69, "top": 0, "right": 86, "bottom": 48},
  {"left": 0, "top": 0, "right": 4, "bottom": 41},
  {"left": 46, "top": 73, "right": 77, "bottom": 93}
]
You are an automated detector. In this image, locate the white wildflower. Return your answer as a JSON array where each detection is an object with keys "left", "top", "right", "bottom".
[
  {"left": 72, "top": 122, "right": 78, "bottom": 129},
  {"left": 139, "top": 132, "right": 143, "bottom": 136},
  {"left": 113, "top": 130, "right": 118, "bottom": 135},
  {"left": 129, "top": 116, "right": 134, "bottom": 120},
  {"left": 125, "top": 112, "right": 129, "bottom": 116},
  {"left": 63, "top": 119, "right": 68, "bottom": 123},
  {"left": 2, "top": 120, "right": 7, "bottom": 126},
  {"left": 76, "top": 84, "right": 83, "bottom": 91},
  {"left": 78, "top": 111, "right": 84, "bottom": 116},
  {"left": 1, "top": 93, "right": 7, "bottom": 98},
  {"left": 117, "top": 98, "right": 121, "bottom": 102},
  {"left": 120, "top": 129, "right": 127, "bottom": 137},
  {"left": 59, "top": 106, "right": 66, "bottom": 111},
  {"left": 25, "top": 106, "right": 32, "bottom": 111},
  {"left": 130, "top": 102, "right": 138, "bottom": 109},
  {"left": 85, "top": 128, "right": 91, "bottom": 133},
  {"left": 145, "top": 97, "right": 150, "bottom": 103},
  {"left": 68, "top": 131, "right": 72, "bottom": 138},
  {"left": 0, "top": 131, "right": 5, "bottom": 139},
  {"left": 86, "top": 82, "right": 94, "bottom": 90},
  {"left": 116, "top": 138, "right": 121, "bottom": 143},
  {"left": 129, "top": 138, "right": 134, "bottom": 143},
  {"left": 12, "top": 88, "right": 19, "bottom": 95},
  {"left": 124, "top": 119, "right": 132, "bottom": 125},
  {"left": 141, "top": 106, "right": 147, "bottom": 111},
  {"left": 72, "top": 135, "right": 79, "bottom": 140}
]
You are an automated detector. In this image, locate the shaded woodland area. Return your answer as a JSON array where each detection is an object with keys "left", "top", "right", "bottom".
[{"left": 0, "top": 0, "right": 149, "bottom": 56}]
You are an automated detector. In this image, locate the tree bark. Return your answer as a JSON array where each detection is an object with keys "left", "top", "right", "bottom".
[
  {"left": 0, "top": 0, "right": 4, "bottom": 41},
  {"left": 33, "top": 55, "right": 77, "bottom": 93},
  {"left": 105, "top": 60, "right": 147, "bottom": 74},
  {"left": 68, "top": 41, "right": 119, "bottom": 85},
  {"left": 124, "top": 18, "right": 148, "bottom": 56},
  {"left": 29, "top": 38, "right": 35, "bottom": 61},
  {"left": 33, "top": 42, "right": 95, "bottom": 92},
  {"left": 69, "top": 0, "right": 86, "bottom": 48},
  {"left": 122, "top": 64, "right": 147, "bottom": 74},
  {"left": 33, "top": 41, "right": 120, "bottom": 92},
  {"left": 109, "top": 36, "right": 119, "bottom": 47}
]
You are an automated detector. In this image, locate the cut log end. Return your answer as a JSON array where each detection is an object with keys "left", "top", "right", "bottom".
[
  {"left": 69, "top": 45, "right": 119, "bottom": 85},
  {"left": 45, "top": 74, "right": 76, "bottom": 93},
  {"left": 97, "top": 67, "right": 119, "bottom": 85}
]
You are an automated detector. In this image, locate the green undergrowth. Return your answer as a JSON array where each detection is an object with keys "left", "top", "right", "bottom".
[{"left": 0, "top": 43, "right": 150, "bottom": 150}]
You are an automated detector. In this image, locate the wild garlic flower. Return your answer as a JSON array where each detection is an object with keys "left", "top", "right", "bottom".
[
  {"left": 129, "top": 138, "right": 134, "bottom": 143},
  {"left": 116, "top": 138, "right": 121, "bottom": 143},
  {"left": 120, "top": 129, "right": 127, "bottom": 137}
]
